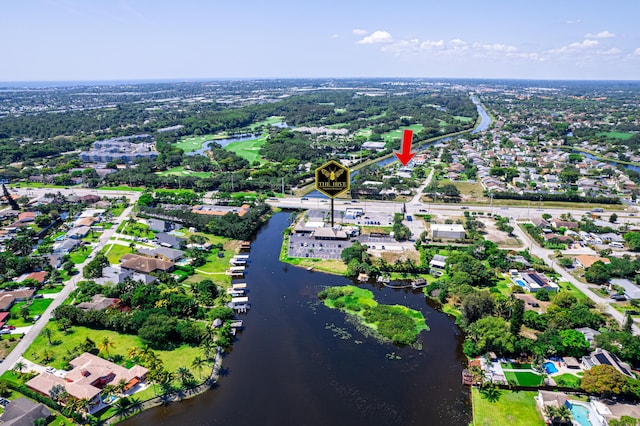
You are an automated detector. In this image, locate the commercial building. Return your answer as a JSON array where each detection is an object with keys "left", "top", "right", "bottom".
[{"left": 431, "top": 223, "right": 466, "bottom": 240}]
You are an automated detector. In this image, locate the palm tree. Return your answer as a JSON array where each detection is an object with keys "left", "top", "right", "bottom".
[
  {"left": 191, "top": 356, "right": 206, "bottom": 379},
  {"left": 58, "top": 318, "right": 72, "bottom": 334},
  {"left": 126, "top": 346, "right": 139, "bottom": 361},
  {"left": 49, "top": 384, "right": 68, "bottom": 403},
  {"left": 76, "top": 397, "right": 90, "bottom": 415},
  {"left": 128, "top": 397, "right": 142, "bottom": 414},
  {"left": 13, "top": 360, "right": 26, "bottom": 375},
  {"left": 102, "top": 384, "right": 116, "bottom": 402},
  {"left": 469, "top": 365, "right": 485, "bottom": 386},
  {"left": 553, "top": 406, "right": 573, "bottom": 426},
  {"left": 116, "top": 378, "right": 128, "bottom": 396},
  {"left": 480, "top": 383, "right": 501, "bottom": 402},
  {"left": 42, "top": 327, "right": 53, "bottom": 345},
  {"left": 20, "top": 304, "right": 30, "bottom": 321},
  {"left": 98, "top": 336, "right": 115, "bottom": 359},
  {"left": 175, "top": 366, "right": 195, "bottom": 387},
  {"left": 42, "top": 349, "right": 53, "bottom": 363},
  {"left": 113, "top": 398, "right": 130, "bottom": 419}
]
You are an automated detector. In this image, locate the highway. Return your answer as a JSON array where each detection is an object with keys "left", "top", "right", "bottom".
[{"left": 268, "top": 195, "right": 639, "bottom": 334}]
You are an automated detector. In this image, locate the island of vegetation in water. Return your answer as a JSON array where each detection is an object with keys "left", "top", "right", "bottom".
[{"left": 318, "top": 285, "right": 428, "bottom": 346}]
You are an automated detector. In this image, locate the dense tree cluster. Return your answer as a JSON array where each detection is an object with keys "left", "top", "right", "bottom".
[{"left": 53, "top": 277, "right": 210, "bottom": 350}]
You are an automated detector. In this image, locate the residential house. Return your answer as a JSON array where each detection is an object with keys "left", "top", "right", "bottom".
[
  {"left": 0, "top": 288, "right": 36, "bottom": 311},
  {"left": 120, "top": 254, "right": 175, "bottom": 274},
  {"left": 154, "top": 232, "right": 186, "bottom": 249},
  {"left": 575, "top": 327, "right": 601, "bottom": 346},
  {"left": 67, "top": 226, "right": 91, "bottom": 239},
  {"left": 52, "top": 239, "right": 80, "bottom": 255},
  {"left": 549, "top": 218, "right": 579, "bottom": 229},
  {"left": 77, "top": 295, "right": 119, "bottom": 311},
  {"left": 530, "top": 217, "right": 550, "bottom": 228},
  {"left": 20, "top": 271, "right": 47, "bottom": 286},
  {"left": 581, "top": 348, "right": 634, "bottom": 378},
  {"left": 137, "top": 246, "right": 185, "bottom": 262},
  {"left": 574, "top": 254, "right": 611, "bottom": 269},
  {"left": 95, "top": 265, "right": 156, "bottom": 286},
  {"left": 27, "top": 352, "right": 148, "bottom": 412},
  {"left": 429, "top": 254, "right": 447, "bottom": 276},
  {"left": 0, "top": 398, "right": 51, "bottom": 425},
  {"left": 17, "top": 212, "right": 36, "bottom": 223},
  {"left": 609, "top": 278, "right": 640, "bottom": 300}
]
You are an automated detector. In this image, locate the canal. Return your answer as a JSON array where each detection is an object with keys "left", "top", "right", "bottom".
[{"left": 122, "top": 212, "right": 471, "bottom": 426}]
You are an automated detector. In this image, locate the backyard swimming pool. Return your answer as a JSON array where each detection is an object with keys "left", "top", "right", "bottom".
[
  {"left": 515, "top": 279, "right": 526, "bottom": 288},
  {"left": 543, "top": 362, "right": 558, "bottom": 374},
  {"left": 567, "top": 401, "right": 592, "bottom": 426}
]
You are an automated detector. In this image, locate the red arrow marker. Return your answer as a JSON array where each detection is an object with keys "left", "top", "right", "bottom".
[{"left": 395, "top": 129, "right": 415, "bottom": 166}]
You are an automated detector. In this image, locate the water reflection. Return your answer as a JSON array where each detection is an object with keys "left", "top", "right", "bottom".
[{"left": 122, "top": 213, "right": 470, "bottom": 426}]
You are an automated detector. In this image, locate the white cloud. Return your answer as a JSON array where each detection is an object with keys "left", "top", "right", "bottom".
[
  {"left": 585, "top": 30, "right": 616, "bottom": 39},
  {"left": 330, "top": 34, "right": 339, "bottom": 39},
  {"left": 357, "top": 30, "right": 393, "bottom": 44},
  {"left": 352, "top": 29, "right": 367, "bottom": 35},
  {"left": 566, "top": 19, "right": 582, "bottom": 25},
  {"left": 634, "top": 48, "right": 640, "bottom": 56},
  {"left": 548, "top": 39, "right": 599, "bottom": 54},
  {"left": 602, "top": 48, "right": 622, "bottom": 56}
]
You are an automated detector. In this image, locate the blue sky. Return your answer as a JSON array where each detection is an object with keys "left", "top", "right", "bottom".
[{"left": 1, "top": 0, "right": 639, "bottom": 81}]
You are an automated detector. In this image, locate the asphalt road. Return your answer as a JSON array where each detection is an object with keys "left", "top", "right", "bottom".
[{"left": 0, "top": 198, "right": 139, "bottom": 375}]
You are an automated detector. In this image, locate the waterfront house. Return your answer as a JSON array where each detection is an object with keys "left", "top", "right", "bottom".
[
  {"left": 27, "top": 352, "right": 148, "bottom": 412},
  {"left": 429, "top": 255, "right": 447, "bottom": 276}
]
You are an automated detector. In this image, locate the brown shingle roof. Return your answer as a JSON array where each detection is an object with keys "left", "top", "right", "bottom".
[{"left": 120, "top": 254, "right": 174, "bottom": 273}]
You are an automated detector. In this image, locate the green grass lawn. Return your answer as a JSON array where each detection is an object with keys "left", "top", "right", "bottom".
[
  {"left": 454, "top": 115, "right": 474, "bottom": 122},
  {"left": 157, "top": 166, "right": 211, "bottom": 178},
  {"left": 82, "top": 232, "right": 102, "bottom": 243},
  {"left": 504, "top": 371, "right": 543, "bottom": 387},
  {"left": 8, "top": 299, "right": 53, "bottom": 326},
  {"left": 102, "top": 243, "right": 134, "bottom": 264},
  {"left": 472, "top": 388, "right": 543, "bottom": 426},
  {"left": 37, "top": 285, "right": 65, "bottom": 294},
  {"left": 597, "top": 131, "right": 634, "bottom": 140},
  {"left": 553, "top": 373, "right": 581, "bottom": 388},
  {"left": 96, "top": 185, "right": 145, "bottom": 192},
  {"left": 381, "top": 124, "right": 424, "bottom": 142},
  {"left": 501, "top": 362, "right": 532, "bottom": 370},
  {"left": 557, "top": 281, "right": 590, "bottom": 304},
  {"left": 225, "top": 135, "right": 267, "bottom": 164},
  {"left": 194, "top": 249, "right": 233, "bottom": 274},
  {"left": 69, "top": 250, "right": 90, "bottom": 264},
  {"left": 0, "top": 334, "right": 23, "bottom": 360},
  {"left": 174, "top": 134, "right": 217, "bottom": 153},
  {"left": 25, "top": 326, "right": 205, "bottom": 375},
  {"left": 246, "top": 115, "right": 285, "bottom": 131}
]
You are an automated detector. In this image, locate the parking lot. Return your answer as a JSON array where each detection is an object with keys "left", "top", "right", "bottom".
[{"left": 288, "top": 233, "right": 353, "bottom": 260}]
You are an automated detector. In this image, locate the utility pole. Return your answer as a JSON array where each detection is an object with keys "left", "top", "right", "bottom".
[
  {"left": 490, "top": 193, "right": 494, "bottom": 215},
  {"left": 282, "top": 177, "right": 285, "bottom": 195}
]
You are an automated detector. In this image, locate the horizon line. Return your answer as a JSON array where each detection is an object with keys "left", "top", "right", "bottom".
[{"left": 2, "top": 76, "right": 640, "bottom": 86}]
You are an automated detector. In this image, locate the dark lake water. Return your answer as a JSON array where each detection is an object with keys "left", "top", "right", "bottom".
[{"left": 123, "top": 212, "right": 471, "bottom": 426}]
